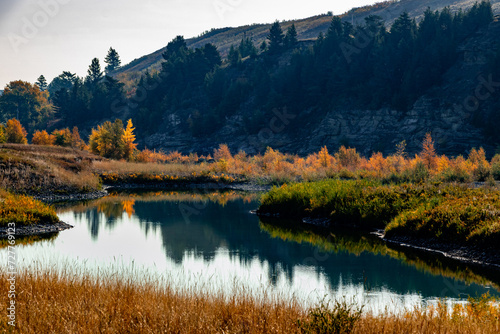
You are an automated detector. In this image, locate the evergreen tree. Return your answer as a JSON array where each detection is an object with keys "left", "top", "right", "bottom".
[
  {"left": 228, "top": 45, "right": 241, "bottom": 67},
  {"left": 267, "top": 21, "right": 284, "bottom": 54},
  {"left": 86, "top": 58, "right": 103, "bottom": 85},
  {"left": 202, "top": 43, "right": 222, "bottom": 68},
  {"left": 47, "top": 71, "right": 76, "bottom": 95},
  {"left": 239, "top": 38, "right": 257, "bottom": 58},
  {"left": 260, "top": 40, "right": 268, "bottom": 52},
  {"left": 35, "top": 75, "right": 48, "bottom": 91},
  {"left": 104, "top": 47, "right": 121, "bottom": 73},
  {"left": 285, "top": 24, "right": 298, "bottom": 48}
]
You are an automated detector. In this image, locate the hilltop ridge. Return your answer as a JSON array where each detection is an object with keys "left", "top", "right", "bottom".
[{"left": 115, "top": 0, "right": 500, "bottom": 77}]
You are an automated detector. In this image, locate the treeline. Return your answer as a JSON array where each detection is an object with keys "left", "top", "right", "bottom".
[
  {"left": 127, "top": 1, "right": 496, "bottom": 139},
  {"left": 0, "top": 117, "right": 138, "bottom": 162},
  {"left": 0, "top": 1, "right": 497, "bottom": 149}
]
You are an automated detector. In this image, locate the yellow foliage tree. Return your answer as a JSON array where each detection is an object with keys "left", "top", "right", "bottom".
[
  {"left": 334, "top": 146, "right": 360, "bottom": 170},
  {"left": 122, "top": 119, "right": 137, "bottom": 161},
  {"left": 317, "top": 146, "right": 332, "bottom": 168},
  {"left": 71, "top": 126, "right": 87, "bottom": 150},
  {"left": 420, "top": 133, "right": 437, "bottom": 170},
  {"left": 5, "top": 118, "right": 28, "bottom": 144},
  {"left": 213, "top": 144, "right": 232, "bottom": 161},
  {"left": 51, "top": 128, "right": 72, "bottom": 147},
  {"left": 32, "top": 130, "right": 55, "bottom": 145},
  {"left": 89, "top": 119, "right": 125, "bottom": 159}
]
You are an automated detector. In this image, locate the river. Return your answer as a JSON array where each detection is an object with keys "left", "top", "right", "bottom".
[{"left": 7, "top": 189, "right": 500, "bottom": 314}]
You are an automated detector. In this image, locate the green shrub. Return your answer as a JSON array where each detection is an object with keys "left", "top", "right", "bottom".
[{"left": 298, "top": 299, "right": 362, "bottom": 334}]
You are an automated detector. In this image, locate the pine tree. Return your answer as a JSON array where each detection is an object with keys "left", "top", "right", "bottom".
[
  {"left": 267, "top": 20, "right": 284, "bottom": 54},
  {"left": 36, "top": 75, "right": 48, "bottom": 91},
  {"left": 86, "top": 58, "right": 103, "bottom": 85},
  {"left": 260, "top": 40, "right": 268, "bottom": 52},
  {"left": 227, "top": 45, "right": 241, "bottom": 67},
  {"left": 104, "top": 47, "right": 121, "bottom": 73},
  {"left": 285, "top": 24, "right": 298, "bottom": 48}
]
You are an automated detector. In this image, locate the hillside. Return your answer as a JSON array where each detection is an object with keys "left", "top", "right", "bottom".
[
  {"left": 115, "top": 0, "right": 500, "bottom": 77},
  {"left": 29, "top": 1, "right": 500, "bottom": 160}
]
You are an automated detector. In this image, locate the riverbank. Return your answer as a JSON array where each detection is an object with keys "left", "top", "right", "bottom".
[
  {"left": 1, "top": 265, "right": 499, "bottom": 334},
  {"left": 0, "top": 189, "right": 72, "bottom": 238},
  {"left": 257, "top": 180, "right": 500, "bottom": 267}
]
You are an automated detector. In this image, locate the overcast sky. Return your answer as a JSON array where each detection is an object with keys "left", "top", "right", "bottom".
[{"left": 0, "top": 0, "right": 379, "bottom": 88}]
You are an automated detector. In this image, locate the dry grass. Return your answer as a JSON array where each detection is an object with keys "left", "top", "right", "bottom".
[
  {"left": 1, "top": 266, "right": 500, "bottom": 333},
  {"left": 0, "top": 266, "right": 303, "bottom": 334},
  {"left": 0, "top": 144, "right": 101, "bottom": 194},
  {"left": 93, "top": 160, "right": 207, "bottom": 177}
]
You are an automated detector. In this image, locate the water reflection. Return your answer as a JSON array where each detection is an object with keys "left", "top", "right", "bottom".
[{"left": 9, "top": 190, "right": 500, "bottom": 311}]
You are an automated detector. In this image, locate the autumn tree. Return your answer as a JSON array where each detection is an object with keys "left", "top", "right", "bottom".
[
  {"left": 32, "top": 130, "right": 55, "bottom": 145},
  {"left": 51, "top": 128, "right": 72, "bottom": 147},
  {"left": 122, "top": 119, "right": 137, "bottom": 161},
  {"left": 71, "top": 126, "right": 86, "bottom": 150},
  {"left": 89, "top": 119, "right": 125, "bottom": 159},
  {"left": 420, "top": 133, "right": 437, "bottom": 170},
  {"left": 335, "top": 146, "right": 360, "bottom": 169},
  {"left": 5, "top": 118, "right": 28, "bottom": 144},
  {"left": 213, "top": 144, "right": 232, "bottom": 161},
  {"left": 318, "top": 146, "right": 332, "bottom": 168},
  {"left": 0, "top": 81, "right": 54, "bottom": 132},
  {"left": 0, "top": 124, "right": 6, "bottom": 143},
  {"left": 104, "top": 47, "right": 121, "bottom": 73}
]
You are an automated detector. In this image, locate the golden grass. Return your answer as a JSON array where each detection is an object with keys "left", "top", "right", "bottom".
[
  {"left": 0, "top": 266, "right": 303, "bottom": 334},
  {"left": 0, "top": 189, "right": 58, "bottom": 226},
  {"left": 1, "top": 266, "right": 500, "bottom": 333},
  {"left": 92, "top": 160, "right": 207, "bottom": 177},
  {"left": 0, "top": 144, "right": 101, "bottom": 194}
]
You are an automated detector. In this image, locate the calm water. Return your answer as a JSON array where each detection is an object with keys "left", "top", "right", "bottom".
[{"left": 5, "top": 190, "right": 500, "bottom": 313}]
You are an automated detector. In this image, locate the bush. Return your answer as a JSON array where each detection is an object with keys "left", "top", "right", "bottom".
[{"left": 298, "top": 299, "right": 362, "bottom": 334}]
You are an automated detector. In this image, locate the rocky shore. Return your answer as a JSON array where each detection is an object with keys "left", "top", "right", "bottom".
[
  {"left": 105, "top": 181, "right": 271, "bottom": 192},
  {"left": 33, "top": 190, "right": 109, "bottom": 203},
  {"left": 377, "top": 232, "right": 500, "bottom": 269},
  {"left": 0, "top": 221, "right": 74, "bottom": 238}
]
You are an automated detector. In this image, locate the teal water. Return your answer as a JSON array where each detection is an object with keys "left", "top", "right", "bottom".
[{"left": 6, "top": 190, "right": 500, "bottom": 313}]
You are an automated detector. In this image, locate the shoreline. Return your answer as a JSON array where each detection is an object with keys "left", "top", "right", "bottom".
[
  {"left": 2, "top": 181, "right": 268, "bottom": 238},
  {"left": 104, "top": 181, "right": 271, "bottom": 192},
  {"left": 377, "top": 232, "right": 500, "bottom": 269},
  {"left": 0, "top": 221, "right": 74, "bottom": 238},
  {"left": 257, "top": 213, "right": 500, "bottom": 270}
]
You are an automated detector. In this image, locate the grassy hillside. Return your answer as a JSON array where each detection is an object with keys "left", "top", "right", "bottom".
[
  {"left": 0, "top": 144, "right": 102, "bottom": 195},
  {"left": 114, "top": 0, "right": 500, "bottom": 78}
]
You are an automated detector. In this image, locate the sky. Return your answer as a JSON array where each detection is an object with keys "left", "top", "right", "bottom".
[{"left": 0, "top": 0, "right": 380, "bottom": 89}]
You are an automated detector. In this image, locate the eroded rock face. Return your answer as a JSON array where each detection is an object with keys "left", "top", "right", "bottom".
[{"left": 145, "top": 19, "right": 500, "bottom": 158}]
